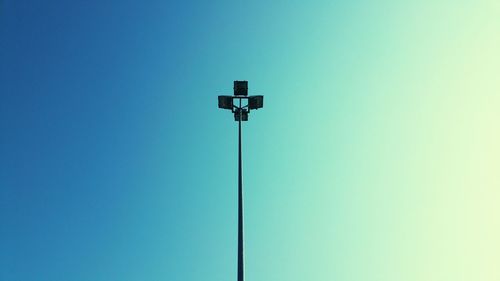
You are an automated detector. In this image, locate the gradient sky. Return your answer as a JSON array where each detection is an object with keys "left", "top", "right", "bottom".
[{"left": 1, "top": 1, "right": 499, "bottom": 280}]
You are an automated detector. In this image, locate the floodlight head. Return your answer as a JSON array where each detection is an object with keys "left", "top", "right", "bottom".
[
  {"left": 218, "top": 95, "right": 233, "bottom": 110},
  {"left": 234, "top": 108, "right": 248, "bottom": 121},
  {"left": 248, "top": 95, "right": 264, "bottom": 110},
  {"left": 234, "top": 81, "right": 248, "bottom": 96}
]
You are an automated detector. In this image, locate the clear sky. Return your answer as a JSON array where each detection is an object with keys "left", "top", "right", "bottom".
[{"left": 1, "top": 0, "right": 499, "bottom": 280}]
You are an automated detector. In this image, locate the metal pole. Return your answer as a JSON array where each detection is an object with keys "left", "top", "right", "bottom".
[{"left": 237, "top": 101, "right": 244, "bottom": 281}]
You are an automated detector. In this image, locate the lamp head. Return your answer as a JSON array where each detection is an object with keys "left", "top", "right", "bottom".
[
  {"left": 218, "top": 95, "right": 233, "bottom": 110},
  {"left": 248, "top": 95, "right": 263, "bottom": 110},
  {"left": 234, "top": 108, "right": 248, "bottom": 121},
  {"left": 234, "top": 81, "right": 248, "bottom": 96}
]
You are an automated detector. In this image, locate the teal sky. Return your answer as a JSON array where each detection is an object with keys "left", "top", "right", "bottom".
[{"left": 2, "top": 1, "right": 499, "bottom": 280}]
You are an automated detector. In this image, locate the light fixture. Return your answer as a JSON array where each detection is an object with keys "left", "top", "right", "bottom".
[
  {"left": 248, "top": 95, "right": 263, "bottom": 110},
  {"left": 217, "top": 81, "right": 264, "bottom": 281},
  {"left": 234, "top": 80, "right": 248, "bottom": 96},
  {"left": 218, "top": 95, "right": 233, "bottom": 110}
]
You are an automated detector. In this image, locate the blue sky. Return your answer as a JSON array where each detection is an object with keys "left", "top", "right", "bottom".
[{"left": 2, "top": 1, "right": 500, "bottom": 280}]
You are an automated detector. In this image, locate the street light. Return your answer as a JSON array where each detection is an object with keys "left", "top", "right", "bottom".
[{"left": 218, "top": 81, "right": 264, "bottom": 281}]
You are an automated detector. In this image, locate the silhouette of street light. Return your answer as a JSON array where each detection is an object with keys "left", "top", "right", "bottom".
[{"left": 218, "top": 81, "right": 264, "bottom": 281}]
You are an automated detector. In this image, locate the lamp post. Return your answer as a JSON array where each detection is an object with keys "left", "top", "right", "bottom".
[{"left": 218, "top": 81, "right": 264, "bottom": 281}]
